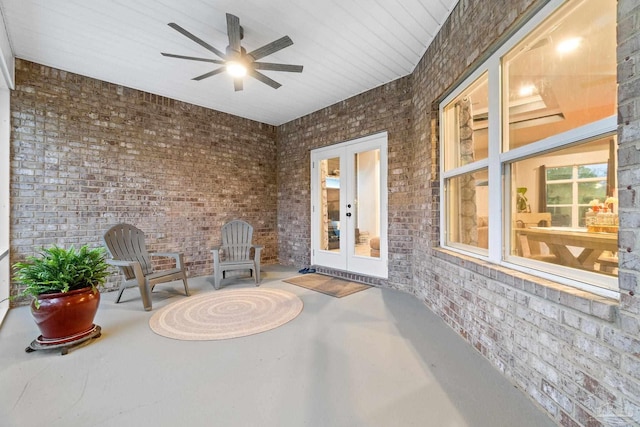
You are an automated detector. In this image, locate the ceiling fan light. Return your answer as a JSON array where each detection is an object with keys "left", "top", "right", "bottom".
[{"left": 226, "top": 61, "right": 247, "bottom": 78}]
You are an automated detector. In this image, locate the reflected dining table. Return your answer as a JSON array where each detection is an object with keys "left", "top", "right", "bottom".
[{"left": 515, "top": 227, "right": 618, "bottom": 270}]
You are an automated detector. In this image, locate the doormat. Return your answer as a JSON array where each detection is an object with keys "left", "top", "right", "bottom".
[{"left": 284, "top": 273, "right": 370, "bottom": 298}]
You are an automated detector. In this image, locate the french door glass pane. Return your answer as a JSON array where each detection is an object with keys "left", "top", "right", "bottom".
[
  {"left": 353, "top": 149, "right": 380, "bottom": 258},
  {"left": 319, "top": 157, "right": 340, "bottom": 251}
]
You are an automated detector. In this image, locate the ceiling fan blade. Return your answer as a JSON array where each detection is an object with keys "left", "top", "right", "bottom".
[
  {"left": 226, "top": 13, "right": 242, "bottom": 54},
  {"left": 192, "top": 67, "right": 226, "bottom": 81},
  {"left": 247, "top": 36, "right": 293, "bottom": 61},
  {"left": 168, "top": 23, "right": 226, "bottom": 59},
  {"left": 234, "top": 78, "right": 243, "bottom": 92},
  {"left": 248, "top": 69, "right": 281, "bottom": 89},
  {"left": 253, "top": 62, "right": 303, "bottom": 73},
  {"left": 161, "top": 53, "right": 224, "bottom": 64}
]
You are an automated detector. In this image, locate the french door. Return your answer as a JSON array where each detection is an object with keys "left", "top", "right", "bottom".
[{"left": 310, "top": 132, "right": 388, "bottom": 278}]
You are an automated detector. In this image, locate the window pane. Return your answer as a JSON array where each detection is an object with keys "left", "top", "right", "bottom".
[
  {"left": 509, "top": 136, "right": 618, "bottom": 278},
  {"left": 578, "top": 206, "right": 591, "bottom": 228},
  {"left": 578, "top": 164, "right": 607, "bottom": 179},
  {"left": 446, "top": 169, "right": 488, "bottom": 249},
  {"left": 548, "top": 206, "right": 572, "bottom": 227},
  {"left": 443, "top": 74, "right": 489, "bottom": 171},
  {"left": 547, "top": 183, "right": 572, "bottom": 205},
  {"left": 578, "top": 180, "right": 607, "bottom": 204},
  {"left": 546, "top": 166, "right": 572, "bottom": 181},
  {"left": 502, "top": 0, "right": 617, "bottom": 150}
]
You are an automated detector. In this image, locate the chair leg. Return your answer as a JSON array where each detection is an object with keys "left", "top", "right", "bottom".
[
  {"left": 214, "top": 271, "right": 222, "bottom": 290},
  {"left": 181, "top": 272, "right": 190, "bottom": 296},
  {"left": 254, "top": 263, "right": 260, "bottom": 286},
  {"left": 115, "top": 284, "right": 127, "bottom": 304},
  {"left": 139, "top": 282, "right": 153, "bottom": 311}
]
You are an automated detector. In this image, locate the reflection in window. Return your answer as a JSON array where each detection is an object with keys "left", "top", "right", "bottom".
[
  {"left": 546, "top": 163, "right": 607, "bottom": 227},
  {"left": 510, "top": 136, "right": 617, "bottom": 276},
  {"left": 446, "top": 169, "right": 488, "bottom": 250},
  {"left": 354, "top": 149, "right": 380, "bottom": 258},
  {"left": 319, "top": 157, "right": 340, "bottom": 251},
  {"left": 502, "top": 0, "right": 616, "bottom": 150},
  {"left": 442, "top": 73, "right": 489, "bottom": 171}
]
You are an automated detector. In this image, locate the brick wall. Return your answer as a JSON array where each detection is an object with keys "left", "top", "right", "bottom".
[{"left": 10, "top": 59, "right": 278, "bottom": 296}]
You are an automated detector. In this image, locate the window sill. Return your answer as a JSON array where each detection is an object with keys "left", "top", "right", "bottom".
[{"left": 433, "top": 249, "right": 618, "bottom": 323}]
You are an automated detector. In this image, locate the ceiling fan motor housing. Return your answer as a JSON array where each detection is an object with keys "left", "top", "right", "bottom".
[{"left": 226, "top": 45, "right": 247, "bottom": 59}]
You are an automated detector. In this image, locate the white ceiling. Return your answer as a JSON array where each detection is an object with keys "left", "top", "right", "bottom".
[{"left": 0, "top": 0, "right": 458, "bottom": 125}]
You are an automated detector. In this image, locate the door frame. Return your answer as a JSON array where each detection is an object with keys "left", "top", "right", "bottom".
[
  {"left": 310, "top": 132, "right": 388, "bottom": 278},
  {"left": 0, "top": 88, "right": 10, "bottom": 325}
]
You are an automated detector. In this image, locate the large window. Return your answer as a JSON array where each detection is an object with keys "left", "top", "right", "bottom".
[{"left": 441, "top": 0, "right": 618, "bottom": 296}]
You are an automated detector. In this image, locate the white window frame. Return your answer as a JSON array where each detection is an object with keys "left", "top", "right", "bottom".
[
  {"left": 0, "top": 18, "right": 13, "bottom": 325},
  {"left": 439, "top": 0, "right": 618, "bottom": 299}
]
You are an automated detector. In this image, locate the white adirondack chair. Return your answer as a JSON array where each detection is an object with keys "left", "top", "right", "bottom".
[
  {"left": 211, "top": 220, "right": 263, "bottom": 289},
  {"left": 103, "top": 223, "right": 190, "bottom": 311}
]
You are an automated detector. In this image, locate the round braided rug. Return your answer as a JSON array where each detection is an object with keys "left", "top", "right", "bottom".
[{"left": 149, "top": 288, "right": 303, "bottom": 340}]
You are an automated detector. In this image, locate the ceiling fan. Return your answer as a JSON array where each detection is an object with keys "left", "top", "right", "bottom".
[{"left": 161, "top": 13, "right": 303, "bottom": 91}]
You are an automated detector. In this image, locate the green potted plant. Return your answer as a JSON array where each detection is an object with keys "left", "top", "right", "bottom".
[{"left": 12, "top": 245, "right": 109, "bottom": 345}]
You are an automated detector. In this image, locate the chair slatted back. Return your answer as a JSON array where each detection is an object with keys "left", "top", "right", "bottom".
[
  {"left": 104, "top": 224, "right": 154, "bottom": 278},
  {"left": 221, "top": 220, "right": 254, "bottom": 262}
]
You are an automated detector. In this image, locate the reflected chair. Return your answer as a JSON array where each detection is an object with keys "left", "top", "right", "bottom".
[
  {"left": 515, "top": 213, "right": 559, "bottom": 263},
  {"left": 369, "top": 237, "right": 380, "bottom": 257},
  {"left": 597, "top": 252, "right": 618, "bottom": 275},
  {"left": 517, "top": 233, "right": 560, "bottom": 263},
  {"left": 103, "top": 223, "right": 190, "bottom": 311},
  {"left": 211, "top": 220, "right": 262, "bottom": 289}
]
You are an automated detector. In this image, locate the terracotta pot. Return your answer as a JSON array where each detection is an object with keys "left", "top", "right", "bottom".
[{"left": 30, "top": 286, "right": 100, "bottom": 341}]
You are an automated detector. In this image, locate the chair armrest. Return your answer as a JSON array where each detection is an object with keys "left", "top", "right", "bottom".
[
  {"left": 106, "top": 259, "right": 138, "bottom": 268},
  {"left": 150, "top": 252, "right": 184, "bottom": 269},
  {"left": 211, "top": 247, "right": 222, "bottom": 260},
  {"left": 150, "top": 251, "right": 181, "bottom": 258},
  {"left": 211, "top": 247, "right": 222, "bottom": 272},
  {"left": 106, "top": 259, "right": 145, "bottom": 283}
]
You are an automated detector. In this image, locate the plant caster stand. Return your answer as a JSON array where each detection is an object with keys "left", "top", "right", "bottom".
[{"left": 25, "top": 325, "right": 101, "bottom": 355}]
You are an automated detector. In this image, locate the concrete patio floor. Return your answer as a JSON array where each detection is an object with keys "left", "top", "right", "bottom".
[{"left": 0, "top": 265, "right": 555, "bottom": 427}]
